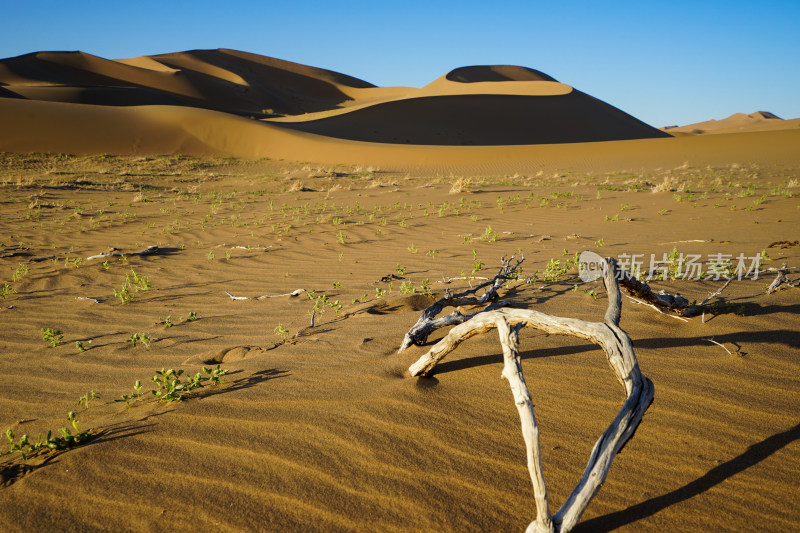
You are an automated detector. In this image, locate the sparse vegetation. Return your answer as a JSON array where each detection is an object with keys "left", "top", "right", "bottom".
[
  {"left": 41, "top": 328, "right": 64, "bottom": 348},
  {"left": 126, "top": 333, "right": 152, "bottom": 349}
]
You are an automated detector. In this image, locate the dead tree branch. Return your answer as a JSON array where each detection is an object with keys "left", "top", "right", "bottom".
[
  {"left": 398, "top": 255, "right": 525, "bottom": 352},
  {"left": 86, "top": 245, "right": 160, "bottom": 262},
  {"left": 224, "top": 289, "right": 305, "bottom": 300},
  {"left": 407, "top": 259, "right": 653, "bottom": 532}
]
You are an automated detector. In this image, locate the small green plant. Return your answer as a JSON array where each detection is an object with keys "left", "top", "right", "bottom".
[
  {"left": 420, "top": 278, "right": 432, "bottom": 296},
  {"left": 113, "top": 269, "right": 152, "bottom": 304},
  {"left": 150, "top": 369, "right": 186, "bottom": 402},
  {"left": 126, "top": 333, "right": 152, "bottom": 349},
  {"left": 77, "top": 391, "right": 101, "bottom": 409},
  {"left": 75, "top": 340, "right": 91, "bottom": 352},
  {"left": 408, "top": 243, "right": 418, "bottom": 254},
  {"left": 332, "top": 281, "right": 342, "bottom": 289},
  {"left": 400, "top": 280, "right": 416, "bottom": 294},
  {"left": 2, "top": 413, "right": 92, "bottom": 460},
  {"left": 151, "top": 366, "right": 229, "bottom": 403},
  {"left": 481, "top": 225, "right": 498, "bottom": 242},
  {"left": 113, "top": 284, "right": 133, "bottom": 304},
  {"left": 41, "top": 328, "right": 64, "bottom": 348},
  {"left": 375, "top": 287, "right": 386, "bottom": 299},
  {"left": 336, "top": 230, "right": 348, "bottom": 245},
  {"left": 0, "top": 282, "right": 14, "bottom": 299},
  {"left": 274, "top": 324, "right": 290, "bottom": 344},
  {"left": 542, "top": 258, "right": 571, "bottom": 282},
  {"left": 102, "top": 260, "right": 111, "bottom": 270},
  {"left": 128, "top": 269, "right": 151, "bottom": 291},
  {"left": 159, "top": 315, "right": 174, "bottom": 328},
  {"left": 426, "top": 249, "right": 440, "bottom": 259},
  {"left": 12, "top": 264, "right": 28, "bottom": 282},
  {"left": 115, "top": 380, "right": 145, "bottom": 407},
  {"left": 395, "top": 264, "right": 407, "bottom": 275},
  {"left": 594, "top": 238, "right": 605, "bottom": 247},
  {"left": 186, "top": 311, "right": 198, "bottom": 322}
]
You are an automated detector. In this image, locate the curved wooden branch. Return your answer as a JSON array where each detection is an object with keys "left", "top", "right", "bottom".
[
  {"left": 399, "top": 255, "right": 524, "bottom": 352},
  {"left": 408, "top": 259, "right": 654, "bottom": 532}
]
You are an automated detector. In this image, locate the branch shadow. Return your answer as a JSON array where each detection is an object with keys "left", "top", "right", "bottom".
[
  {"left": 199, "top": 368, "right": 290, "bottom": 399},
  {"left": 574, "top": 422, "right": 800, "bottom": 532},
  {"left": 426, "top": 341, "right": 597, "bottom": 377},
  {"left": 423, "top": 327, "right": 799, "bottom": 378}
]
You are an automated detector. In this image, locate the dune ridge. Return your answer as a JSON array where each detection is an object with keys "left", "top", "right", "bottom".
[
  {"left": 1, "top": 48, "right": 671, "bottom": 151},
  {"left": 664, "top": 111, "right": 800, "bottom": 135}
]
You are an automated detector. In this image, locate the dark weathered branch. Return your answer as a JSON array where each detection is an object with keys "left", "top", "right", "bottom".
[
  {"left": 398, "top": 255, "right": 524, "bottom": 352},
  {"left": 765, "top": 265, "right": 800, "bottom": 294}
]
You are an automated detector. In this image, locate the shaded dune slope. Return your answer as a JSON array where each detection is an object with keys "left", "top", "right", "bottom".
[
  {"left": 275, "top": 90, "right": 670, "bottom": 145},
  {"left": 0, "top": 49, "right": 374, "bottom": 116}
]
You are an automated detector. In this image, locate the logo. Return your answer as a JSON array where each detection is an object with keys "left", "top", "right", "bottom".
[{"left": 578, "top": 251, "right": 606, "bottom": 282}]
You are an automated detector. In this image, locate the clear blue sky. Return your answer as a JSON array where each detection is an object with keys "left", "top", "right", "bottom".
[{"left": 3, "top": 0, "right": 798, "bottom": 127}]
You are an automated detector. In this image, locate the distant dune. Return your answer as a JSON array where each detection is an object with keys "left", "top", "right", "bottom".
[
  {"left": 663, "top": 111, "right": 800, "bottom": 135},
  {"left": 0, "top": 49, "right": 668, "bottom": 151},
  {"left": 1, "top": 48, "right": 799, "bottom": 173},
  {"left": 276, "top": 65, "right": 669, "bottom": 145},
  {"left": 0, "top": 49, "right": 374, "bottom": 116}
]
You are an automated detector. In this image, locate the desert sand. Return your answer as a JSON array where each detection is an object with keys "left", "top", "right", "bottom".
[{"left": 0, "top": 49, "right": 799, "bottom": 532}]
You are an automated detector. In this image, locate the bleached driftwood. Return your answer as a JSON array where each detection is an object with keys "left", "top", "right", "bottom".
[
  {"left": 399, "top": 255, "right": 524, "bottom": 352},
  {"left": 224, "top": 289, "right": 305, "bottom": 300},
  {"left": 215, "top": 244, "right": 273, "bottom": 251},
  {"left": 702, "top": 337, "right": 735, "bottom": 355},
  {"left": 765, "top": 265, "right": 800, "bottom": 294},
  {"left": 408, "top": 258, "right": 654, "bottom": 533},
  {"left": 86, "top": 245, "right": 160, "bottom": 262}
]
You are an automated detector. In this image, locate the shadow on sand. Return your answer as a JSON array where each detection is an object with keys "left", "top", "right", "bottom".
[{"left": 574, "top": 422, "right": 800, "bottom": 532}]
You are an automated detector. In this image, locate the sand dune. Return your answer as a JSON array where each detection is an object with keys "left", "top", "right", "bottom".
[
  {"left": 275, "top": 90, "right": 669, "bottom": 145},
  {"left": 0, "top": 49, "right": 373, "bottom": 116},
  {"left": 1, "top": 49, "right": 668, "bottom": 148},
  {"left": 2, "top": 96, "right": 799, "bottom": 176},
  {"left": 664, "top": 111, "right": 800, "bottom": 135}
]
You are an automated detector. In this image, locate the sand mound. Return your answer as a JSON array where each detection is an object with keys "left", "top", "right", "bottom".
[
  {"left": 664, "top": 111, "right": 799, "bottom": 135},
  {"left": 445, "top": 65, "right": 558, "bottom": 83}
]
